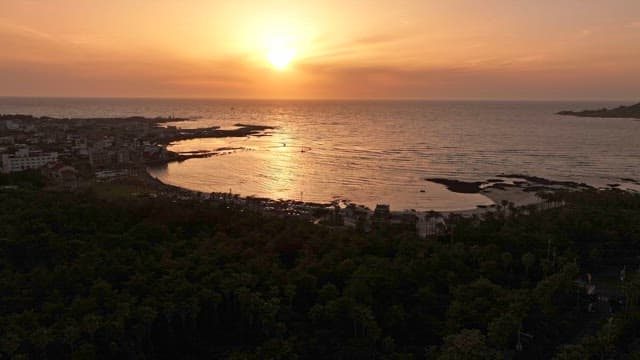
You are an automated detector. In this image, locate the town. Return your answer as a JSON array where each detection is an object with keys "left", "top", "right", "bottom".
[
  {"left": 0, "top": 114, "right": 196, "bottom": 178},
  {"left": 0, "top": 114, "right": 277, "bottom": 180},
  {"left": 0, "top": 114, "right": 436, "bottom": 235},
  {"left": 0, "top": 114, "right": 570, "bottom": 240}
]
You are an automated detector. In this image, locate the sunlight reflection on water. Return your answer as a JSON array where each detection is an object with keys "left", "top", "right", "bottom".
[{"left": 1, "top": 98, "right": 637, "bottom": 211}]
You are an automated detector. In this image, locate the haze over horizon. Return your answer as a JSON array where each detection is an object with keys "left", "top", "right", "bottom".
[{"left": 1, "top": 0, "right": 639, "bottom": 100}]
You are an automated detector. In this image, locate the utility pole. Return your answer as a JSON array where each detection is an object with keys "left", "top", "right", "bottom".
[{"left": 516, "top": 324, "right": 533, "bottom": 351}]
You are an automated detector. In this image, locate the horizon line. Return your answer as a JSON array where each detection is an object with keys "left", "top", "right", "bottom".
[{"left": 0, "top": 95, "right": 637, "bottom": 103}]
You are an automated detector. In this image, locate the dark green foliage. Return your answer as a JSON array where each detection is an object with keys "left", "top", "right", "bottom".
[
  {"left": 0, "top": 170, "right": 46, "bottom": 189},
  {"left": 438, "top": 329, "right": 500, "bottom": 360},
  {"left": 0, "top": 188, "right": 639, "bottom": 359}
]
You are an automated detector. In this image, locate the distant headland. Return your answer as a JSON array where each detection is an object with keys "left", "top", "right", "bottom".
[{"left": 558, "top": 102, "right": 640, "bottom": 119}]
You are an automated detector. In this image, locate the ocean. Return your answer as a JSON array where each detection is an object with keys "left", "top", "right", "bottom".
[{"left": 1, "top": 97, "right": 638, "bottom": 211}]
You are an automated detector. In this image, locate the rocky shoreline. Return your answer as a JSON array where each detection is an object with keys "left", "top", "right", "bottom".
[
  {"left": 156, "top": 123, "right": 276, "bottom": 165},
  {"left": 156, "top": 123, "right": 275, "bottom": 146},
  {"left": 558, "top": 102, "right": 640, "bottom": 119},
  {"left": 426, "top": 174, "right": 592, "bottom": 195},
  {"left": 422, "top": 174, "right": 632, "bottom": 216}
]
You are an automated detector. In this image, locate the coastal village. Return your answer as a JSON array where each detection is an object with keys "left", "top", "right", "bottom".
[
  {"left": 0, "top": 114, "right": 179, "bottom": 173},
  {"left": 4, "top": 0, "right": 640, "bottom": 355},
  {"left": 0, "top": 113, "right": 605, "bottom": 239},
  {"left": 0, "top": 110, "right": 638, "bottom": 359},
  {"left": 0, "top": 114, "right": 426, "bottom": 230}
]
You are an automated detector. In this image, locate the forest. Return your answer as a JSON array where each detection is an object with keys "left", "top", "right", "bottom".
[{"left": 1, "top": 172, "right": 640, "bottom": 359}]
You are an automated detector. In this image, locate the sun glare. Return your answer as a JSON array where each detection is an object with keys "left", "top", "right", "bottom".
[{"left": 267, "top": 47, "right": 295, "bottom": 70}]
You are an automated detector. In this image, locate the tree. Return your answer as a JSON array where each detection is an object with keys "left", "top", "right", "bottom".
[
  {"left": 522, "top": 252, "right": 536, "bottom": 278},
  {"left": 501, "top": 252, "right": 513, "bottom": 272},
  {"left": 446, "top": 278, "right": 507, "bottom": 332},
  {"left": 552, "top": 344, "right": 589, "bottom": 360},
  {"left": 487, "top": 313, "right": 519, "bottom": 349},
  {"left": 438, "top": 329, "right": 499, "bottom": 360}
]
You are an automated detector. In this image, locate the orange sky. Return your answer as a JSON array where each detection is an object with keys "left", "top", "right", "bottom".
[{"left": 1, "top": 0, "right": 639, "bottom": 99}]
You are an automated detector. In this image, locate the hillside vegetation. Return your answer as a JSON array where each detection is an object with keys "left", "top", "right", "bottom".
[{"left": 1, "top": 177, "right": 640, "bottom": 359}]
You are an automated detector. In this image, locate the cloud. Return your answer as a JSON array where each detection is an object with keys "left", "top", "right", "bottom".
[
  {"left": 313, "top": 32, "right": 405, "bottom": 48},
  {"left": 0, "top": 17, "right": 637, "bottom": 100},
  {"left": 283, "top": 57, "right": 640, "bottom": 100},
  {"left": 3, "top": 55, "right": 639, "bottom": 100},
  {"left": 0, "top": 18, "right": 56, "bottom": 42},
  {"left": 0, "top": 52, "right": 265, "bottom": 98},
  {"left": 0, "top": 18, "right": 93, "bottom": 63},
  {"left": 347, "top": 33, "right": 405, "bottom": 47},
  {"left": 304, "top": 31, "right": 414, "bottom": 63},
  {"left": 579, "top": 29, "right": 592, "bottom": 37}
]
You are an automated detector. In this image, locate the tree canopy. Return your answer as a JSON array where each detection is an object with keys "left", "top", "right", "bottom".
[{"left": 1, "top": 181, "right": 640, "bottom": 359}]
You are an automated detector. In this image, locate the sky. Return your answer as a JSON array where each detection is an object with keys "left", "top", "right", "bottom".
[{"left": 1, "top": 0, "right": 639, "bottom": 100}]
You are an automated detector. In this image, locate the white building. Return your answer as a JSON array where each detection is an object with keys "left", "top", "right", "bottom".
[
  {"left": 1, "top": 148, "right": 58, "bottom": 173},
  {"left": 95, "top": 169, "right": 129, "bottom": 180},
  {"left": 5, "top": 120, "right": 21, "bottom": 131}
]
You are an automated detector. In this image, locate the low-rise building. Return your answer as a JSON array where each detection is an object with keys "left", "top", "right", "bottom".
[
  {"left": 0, "top": 136, "right": 14, "bottom": 145},
  {"left": 1, "top": 148, "right": 58, "bottom": 173},
  {"left": 42, "top": 162, "right": 78, "bottom": 187},
  {"left": 5, "top": 120, "right": 21, "bottom": 131},
  {"left": 88, "top": 148, "right": 117, "bottom": 168},
  {"left": 95, "top": 169, "right": 130, "bottom": 180},
  {"left": 373, "top": 204, "right": 391, "bottom": 219}
]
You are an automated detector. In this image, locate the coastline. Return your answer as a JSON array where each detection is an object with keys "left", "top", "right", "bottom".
[
  {"left": 2, "top": 112, "right": 638, "bottom": 222},
  {"left": 142, "top": 161, "right": 640, "bottom": 233},
  {"left": 558, "top": 101, "right": 640, "bottom": 119},
  {"left": 143, "top": 166, "right": 588, "bottom": 217},
  {"left": 140, "top": 166, "right": 639, "bottom": 241}
]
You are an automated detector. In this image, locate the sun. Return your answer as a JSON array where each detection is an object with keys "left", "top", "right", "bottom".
[{"left": 267, "top": 47, "right": 295, "bottom": 70}]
